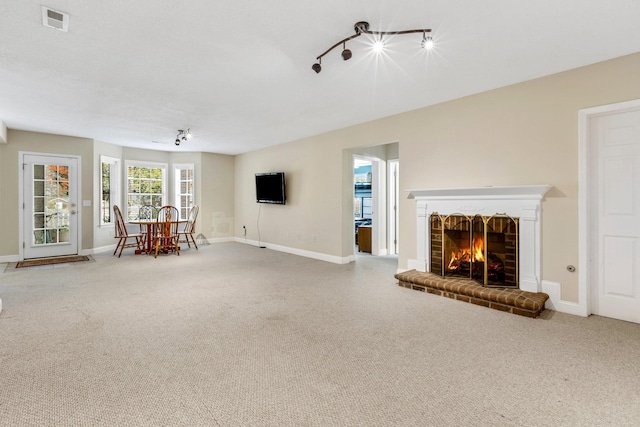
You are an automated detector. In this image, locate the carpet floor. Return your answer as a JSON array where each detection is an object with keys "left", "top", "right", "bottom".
[{"left": 0, "top": 243, "right": 639, "bottom": 426}]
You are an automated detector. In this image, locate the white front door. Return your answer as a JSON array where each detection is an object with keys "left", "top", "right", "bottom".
[
  {"left": 23, "top": 154, "right": 79, "bottom": 259},
  {"left": 590, "top": 108, "right": 640, "bottom": 324}
]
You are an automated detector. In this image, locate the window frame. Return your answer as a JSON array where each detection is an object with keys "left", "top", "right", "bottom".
[
  {"left": 124, "top": 160, "right": 168, "bottom": 222},
  {"left": 99, "top": 155, "right": 120, "bottom": 227},
  {"left": 173, "top": 163, "right": 195, "bottom": 220}
]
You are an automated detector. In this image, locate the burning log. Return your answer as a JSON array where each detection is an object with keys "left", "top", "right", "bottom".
[{"left": 447, "top": 250, "right": 504, "bottom": 281}]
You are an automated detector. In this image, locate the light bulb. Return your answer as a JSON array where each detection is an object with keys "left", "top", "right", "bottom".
[
  {"left": 373, "top": 40, "right": 384, "bottom": 53},
  {"left": 421, "top": 35, "right": 434, "bottom": 50}
]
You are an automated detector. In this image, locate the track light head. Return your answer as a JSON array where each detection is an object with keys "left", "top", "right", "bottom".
[
  {"left": 341, "top": 42, "right": 352, "bottom": 60},
  {"left": 175, "top": 138, "right": 180, "bottom": 146},
  {"left": 372, "top": 38, "right": 385, "bottom": 53},
  {"left": 312, "top": 62, "right": 322, "bottom": 73},
  {"left": 421, "top": 34, "right": 434, "bottom": 50}
]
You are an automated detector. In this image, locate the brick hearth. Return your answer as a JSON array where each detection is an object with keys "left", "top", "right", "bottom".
[{"left": 394, "top": 270, "right": 549, "bottom": 318}]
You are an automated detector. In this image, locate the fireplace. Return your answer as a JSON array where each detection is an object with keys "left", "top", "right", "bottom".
[
  {"left": 430, "top": 213, "right": 519, "bottom": 288},
  {"left": 408, "top": 186, "right": 551, "bottom": 294}
]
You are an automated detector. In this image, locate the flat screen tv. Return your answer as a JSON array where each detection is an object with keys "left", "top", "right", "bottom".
[{"left": 255, "top": 172, "right": 286, "bottom": 205}]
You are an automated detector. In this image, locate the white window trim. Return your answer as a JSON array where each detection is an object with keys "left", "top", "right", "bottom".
[
  {"left": 124, "top": 160, "right": 168, "bottom": 222},
  {"left": 99, "top": 155, "right": 120, "bottom": 228},
  {"left": 173, "top": 163, "right": 195, "bottom": 220}
]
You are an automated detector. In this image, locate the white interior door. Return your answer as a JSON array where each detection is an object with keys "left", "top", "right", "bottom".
[
  {"left": 389, "top": 160, "right": 399, "bottom": 255},
  {"left": 590, "top": 109, "right": 640, "bottom": 324},
  {"left": 23, "top": 154, "right": 79, "bottom": 259}
]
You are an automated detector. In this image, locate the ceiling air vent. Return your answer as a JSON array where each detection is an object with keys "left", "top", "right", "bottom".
[{"left": 41, "top": 6, "right": 69, "bottom": 32}]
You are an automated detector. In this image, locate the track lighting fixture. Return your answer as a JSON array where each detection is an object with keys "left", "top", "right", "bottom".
[
  {"left": 312, "top": 21, "right": 433, "bottom": 73},
  {"left": 175, "top": 129, "right": 191, "bottom": 146}
]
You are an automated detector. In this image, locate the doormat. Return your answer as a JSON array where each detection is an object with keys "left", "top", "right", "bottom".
[{"left": 16, "top": 255, "right": 90, "bottom": 268}]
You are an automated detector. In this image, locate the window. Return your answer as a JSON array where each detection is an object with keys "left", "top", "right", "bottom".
[
  {"left": 100, "top": 156, "right": 120, "bottom": 226},
  {"left": 125, "top": 161, "right": 167, "bottom": 221},
  {"left": 174, "top": 163, "right": 195, "bottom": 220},
  {"left": 354, "top": 198, "right": 362, "bottom": 218},
  {"left": 361, "top": 197, "right": 372, "bottom": 219}
]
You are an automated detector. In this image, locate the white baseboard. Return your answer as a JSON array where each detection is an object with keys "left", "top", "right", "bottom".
[
  {"left": 233, "top": 237, "right": 354, "bottom": 265},
  {"left": 207, "top": 237, "right": 235, "bottom": 244},
  {"left": 343, "top": 254, "right": 356, "bottom": 264},
  {"left": 0, "top": 255, "right": 20, "bottom": 263},
  {"left": 541, "top": 280, "right": 587, "bottom": 317},
  {"left": 407, "top": 259, "right": 426, "bottom": 272},
  {"left": 81, "top": 245, "right": 115, "bottom": 256}
]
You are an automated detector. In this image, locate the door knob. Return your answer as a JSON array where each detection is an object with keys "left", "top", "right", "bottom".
[{"left": 71, "top": 210, "right": 77, "bottom": 214}]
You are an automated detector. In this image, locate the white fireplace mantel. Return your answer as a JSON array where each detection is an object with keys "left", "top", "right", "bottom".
[{"left": 407, "top": 185, "right": 552, "bottom": 293}]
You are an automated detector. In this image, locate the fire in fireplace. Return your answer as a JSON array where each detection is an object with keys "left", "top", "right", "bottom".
[{"left": 430, "top": 213, "right": 519, "bottom": 288}]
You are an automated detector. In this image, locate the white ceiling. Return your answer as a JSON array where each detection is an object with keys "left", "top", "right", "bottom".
[{"left": 1, "top": 1, "right": 640, "bottom": 155}]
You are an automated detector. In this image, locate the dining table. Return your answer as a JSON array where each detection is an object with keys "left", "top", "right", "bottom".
[{"left": 129, "top": 219, "right": 186, "bottom": 254}]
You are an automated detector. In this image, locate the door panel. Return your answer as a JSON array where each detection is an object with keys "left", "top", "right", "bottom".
[
  {"left": 23, "top": 154, "right": 78, "bottom": 259},
  {"left": 602, "top": 236, "right": 636, "bottom": 297},
  {"left": 591, "top": 109, "right": 640, "bottom": 323}
]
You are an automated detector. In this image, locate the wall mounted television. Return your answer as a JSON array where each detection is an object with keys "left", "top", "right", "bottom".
[{"left": 255, "top": 172, "right": 286, "bottom": 205}]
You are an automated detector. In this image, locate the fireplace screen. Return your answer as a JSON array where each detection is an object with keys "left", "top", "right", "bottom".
[{"left": 430, "top": 213, "right": 519, "bottom": 288}]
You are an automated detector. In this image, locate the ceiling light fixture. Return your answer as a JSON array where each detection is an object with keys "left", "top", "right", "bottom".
[
  {"left": 312, "top": 21, "right": 433, "bottom": 73},
  {"left": 175, "top": 129, "right": 191, "bottom": 146}
]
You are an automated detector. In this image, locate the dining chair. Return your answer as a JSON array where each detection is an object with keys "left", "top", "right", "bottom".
[
  {"left": 138, "top": 205, "right": 158, "bottom": 240},
  {"left": 178, "top": 205, "right": 199, "bottom": 249},
  {"left": 153, "top": 206, "right": 180, "bottom": 258},
  {"left": 113, "top": 205, "right": 143, "bottom": 257}
]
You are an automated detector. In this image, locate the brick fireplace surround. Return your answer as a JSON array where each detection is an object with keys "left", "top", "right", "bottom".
[{"left": 399, "top": 186, "right": 552, "bottom": 317}]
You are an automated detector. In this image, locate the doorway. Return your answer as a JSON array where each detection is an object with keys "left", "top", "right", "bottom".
[
  {"left": 354, "top": 158, "right": 373, "bottom": 253},
  {"left": 21, "top": 153, "right": 80, "bottom": 259},
  {"left": 581, "top": 100, "right": 640, "bottom": 324},
  {"left": 388, "top": 159, "right": 399, "bottom": 255}
]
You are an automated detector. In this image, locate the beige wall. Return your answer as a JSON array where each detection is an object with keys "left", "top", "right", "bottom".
[
  {"left": 234, "top": 52, "right": 640, "bottom": 303},
  {"left": 0, "top": 128, "right": 4, "bottom": 230},
  {"left": 235, "top": 135, "right": 345, "bottom": 254},
  {"left": 201, "top": 153, "right": 235, "bottom": 240},
  {"left": 0, "top": 130, "right": 95, "bottom": 256}
]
